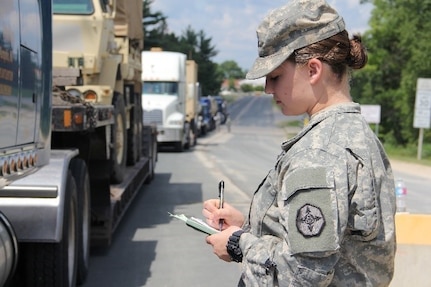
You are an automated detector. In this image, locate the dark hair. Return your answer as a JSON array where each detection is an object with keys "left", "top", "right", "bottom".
[{"left": 290, "top": 31, "right": 368, "bottom": 80}]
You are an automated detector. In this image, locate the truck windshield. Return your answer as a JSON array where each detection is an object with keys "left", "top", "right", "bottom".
[
  {"left": 143, "top": 82, "right": 178, "bottom": 95},
  {"left": 53, "top": 0, "right": 94, "bottom": 15}
]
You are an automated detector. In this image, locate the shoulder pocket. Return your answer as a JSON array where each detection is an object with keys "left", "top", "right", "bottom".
[{"left": 280, "top": 167, "right": 339, "bottom": 254}]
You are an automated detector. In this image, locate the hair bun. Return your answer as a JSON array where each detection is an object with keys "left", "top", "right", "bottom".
[{"left": 347, "top": 34, "right": 368, "bottom": 69}]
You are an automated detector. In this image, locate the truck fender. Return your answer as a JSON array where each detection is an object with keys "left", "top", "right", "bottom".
[{"left": 0, "top": 150, "right": 79, "bottom": 242}]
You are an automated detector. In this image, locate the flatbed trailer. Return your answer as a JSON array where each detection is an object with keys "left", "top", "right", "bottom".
[{"left": 90, "top": 126, "right": 156, "bottom": 246}]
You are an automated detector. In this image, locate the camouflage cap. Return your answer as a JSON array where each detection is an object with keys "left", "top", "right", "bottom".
[{"left": 246, "top": 0, "right": 345, "bottom": 80}]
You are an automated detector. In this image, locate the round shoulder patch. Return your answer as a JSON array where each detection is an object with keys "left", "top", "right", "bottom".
[{"left": 296, "top": 204, "right": 326, "bottom": 237}]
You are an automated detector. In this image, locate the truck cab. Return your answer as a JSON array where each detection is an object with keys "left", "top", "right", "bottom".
[
  {"left": 0, "top": 0, "right": 53, "bottom": 284},
  {"left": 142, "top": 50, "right": 191, "bottom": 151}
]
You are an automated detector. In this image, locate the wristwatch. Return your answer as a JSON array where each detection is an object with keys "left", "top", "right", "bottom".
[{"left": 226, "top": 230, "right": 245, "bottom": 262}]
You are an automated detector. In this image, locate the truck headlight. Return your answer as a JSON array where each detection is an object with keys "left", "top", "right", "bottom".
[
  {"left": 83, "top": 90, "right": 97, "bottom": 102},
  {"left": 66, "top": 88, "right": 82, "bottom": 98}
]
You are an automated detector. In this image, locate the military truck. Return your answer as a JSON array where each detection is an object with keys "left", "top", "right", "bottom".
[
  {"left": 185, "top": 59, "right": 200, "bottom": 145},
  {"left": 52, "top": 0, "right": 150, "bottom": 181},
  {"left": 0, "top": 0, "right": 157, "bottom": 286}
]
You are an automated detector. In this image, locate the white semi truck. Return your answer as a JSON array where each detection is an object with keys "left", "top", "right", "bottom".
[
  {"left": 142, "top": 50, "right": 199, "bottom": 151},
  {"left": 0, "top": 0, "right": 157, "bottom": 286}
]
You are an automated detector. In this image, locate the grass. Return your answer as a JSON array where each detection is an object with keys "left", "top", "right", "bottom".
[{"left": 384, "top": 143, "right": 431, "bottom": 166}]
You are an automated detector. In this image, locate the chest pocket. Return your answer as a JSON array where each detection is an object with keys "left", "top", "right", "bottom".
[
  {"left": 348, "top": 162, "right": 379, "bottom": 241},
  {"left": 249, "top": 170, "right": 278, "bottom": 237},
  {"left": 279, "top": 167, "right": 339, "bottom": 255}
]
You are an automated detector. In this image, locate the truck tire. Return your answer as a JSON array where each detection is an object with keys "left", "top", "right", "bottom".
[
  {"left": 111, "top": 92, "right": 127, "bottom": 183},
  {"left": 183, "top": 122, "right": 191, "bottom": 150},
  {"left": 23, "top": 172, "right": 78, "bottom": 287},
  {"left": 201, "top": 125, "right": 207, "bottom": 136},
  {"left": 0, "top": 211, "right": 18, "bottom": 287},
  {"left": 184, "top": 131, "right": 191, "bottom": 150},
  {"left": 144, "top": 154, "right": 154, "bottom": 184},
  {"left": 175, "top": 141, "right": 184, "bottom": 152},
  {"left": 145, "top": 138, "right": 156, "bottom": 184},
  {"left": 127, "top": 94, "right": 141, "bottom": 165},
  {"left": 136, "top": 101, "right": 143, "bottom": 162},
  {"left": 70, "top": 158, "right": 91, "bottom": 285},
  {"left": 143, "top": 126, "right": 156, "bottom": 184},
  {"left": 191, "top": 119, "right": 198, "bottom": 147}
]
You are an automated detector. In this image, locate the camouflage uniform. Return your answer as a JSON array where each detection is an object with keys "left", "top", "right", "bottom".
[{"left": 237, "top": 103, "right": 396, "bottom": 286}]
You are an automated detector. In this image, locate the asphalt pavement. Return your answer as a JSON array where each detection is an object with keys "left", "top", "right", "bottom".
[{"left": 390, "top": 159, "right": 431, "bottom": 179}]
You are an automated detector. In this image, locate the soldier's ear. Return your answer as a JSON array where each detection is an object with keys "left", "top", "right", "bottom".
[{"left": 307, "top": 58, "right": 323, "bottom": 84}]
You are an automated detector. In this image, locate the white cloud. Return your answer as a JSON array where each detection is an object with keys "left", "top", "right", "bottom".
[{"left": 150, "top": 0, "right": 373, "bottom": 70}]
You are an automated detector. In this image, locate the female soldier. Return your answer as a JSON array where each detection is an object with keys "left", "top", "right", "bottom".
[{"left": 202, "top": 0, "right": 396, "bottom": 286}]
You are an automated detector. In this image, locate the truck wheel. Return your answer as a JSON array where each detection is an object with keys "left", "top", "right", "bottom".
[
  {"left": 184, "top": 131, "right": 191, "bottom": 150},
  {"left": 126, "top": 105, "right": 138, "bottom": 165},
  {"left": 127, "top": 94, "right": 141, "bottom": 165},
  {"left": 136, "top": 103, "right": 143, "bottom": 162},
  {"left": 0, "top": 212, "right": 18, "bottom": 287},
  {"left": 175, "top": 141, "right": 184, "bottom": 152},
  {"left": 144, "top": 154, "right": 154, "bottom": 184},
  {"left": 191, "top": 119, "right": 198, "bottom": 146},
  {"left": 201, "top": 125, "right": 207, "bottom": 136},
  {"left": 111, "top": 92, "right": 127, "bottom": 183},
  {"left": 70, "top": 158, "right": 91, "bottom": 285},
  {"left": 143, "top": 125, "right": 156, "bottom": 184},
  {"left": 183, "top": 123, "right": 191, "bottom": 150},
  {"left": 24, "top": 172, "right": 78, "bottom": 287}
]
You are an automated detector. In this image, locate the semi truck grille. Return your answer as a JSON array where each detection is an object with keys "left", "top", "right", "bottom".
[{"left": 143, "top": 109, "right": 163, "bottom": 125}]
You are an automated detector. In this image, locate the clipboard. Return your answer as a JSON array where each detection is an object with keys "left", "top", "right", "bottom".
[{"left": 168, "top": 212, "right": 219, "bottom": 235}]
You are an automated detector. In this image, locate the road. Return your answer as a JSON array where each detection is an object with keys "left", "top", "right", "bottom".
[
  {"left": 82, "top": 95, "right": 431, "bottom": 286},
  {"left": 390, "top": 159, "right": 431, "bottom": 214}
]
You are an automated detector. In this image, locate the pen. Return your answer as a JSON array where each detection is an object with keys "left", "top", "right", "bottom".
[{"left": 218, "top": 180, "right": 224, "bottom": 231}]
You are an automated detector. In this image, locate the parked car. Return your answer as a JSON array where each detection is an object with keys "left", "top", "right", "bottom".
[
  {"left": 212, "top": 95, "right": 228, "bottom": 124},
  {"left": 199, "top": 98, "right": 213, "bottom": 135}
]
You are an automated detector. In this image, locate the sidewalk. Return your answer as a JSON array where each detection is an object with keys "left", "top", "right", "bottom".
[{"left": 390, "top": 159, "right": 431, "bottom": 179}]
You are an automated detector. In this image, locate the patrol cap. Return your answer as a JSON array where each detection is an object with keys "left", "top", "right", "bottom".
[{"left": 246, "top": 0, "right": 345, "bottom": 80}]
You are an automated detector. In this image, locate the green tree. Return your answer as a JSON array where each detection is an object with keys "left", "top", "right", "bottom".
[
  {"left": 352, "top": 0, "right": 431, "bottom": 145},
  {"left": 175, "top": 27, "right": 222, "bottom": 95},
  {"left": 240, "top": 84, "right": 253, "bottom": 93},
  {"left": 217, "top": 60, "right": 245, "bottom": 79},
  {"left": 143, "top": 0, "right": 173, "bottom": 50}
]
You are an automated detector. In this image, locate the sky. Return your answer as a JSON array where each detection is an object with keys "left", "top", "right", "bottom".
[{"left": 151, "top": 0, "right": 373, "bottom": 71}]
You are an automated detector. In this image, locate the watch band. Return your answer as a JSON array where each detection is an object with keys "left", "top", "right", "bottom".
[{"left": 226, "top": 230, "right": 245, "bottom": 262}]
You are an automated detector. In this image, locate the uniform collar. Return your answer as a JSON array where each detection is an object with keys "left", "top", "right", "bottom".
[{"left": 281, "top": 102, "right": 361, "bottom": 151}]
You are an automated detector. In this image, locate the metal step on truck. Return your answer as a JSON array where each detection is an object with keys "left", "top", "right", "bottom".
[{"left": 0, "top": 0, "right": 157, "bottom": 286}]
